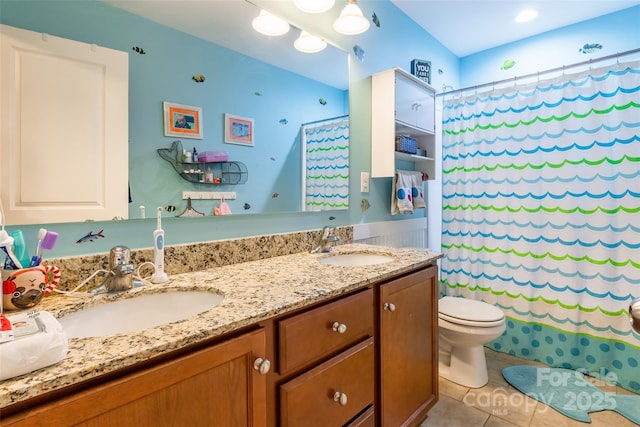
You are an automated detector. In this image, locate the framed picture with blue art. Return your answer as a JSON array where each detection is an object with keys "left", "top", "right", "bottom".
[
  {"left": 163, "top": 101, "right": 202, "bottom": 139},
  {"left": 224, "top": 113, "right": 254, "bottom": 146}
]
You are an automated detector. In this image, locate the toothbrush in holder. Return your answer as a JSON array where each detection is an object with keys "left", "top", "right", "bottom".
[
  {"left": 151, "top": 207, "right": 168, "bottom": 283},
  {"left": 29, "top": 228, "right": 59, "bottom": 267}
]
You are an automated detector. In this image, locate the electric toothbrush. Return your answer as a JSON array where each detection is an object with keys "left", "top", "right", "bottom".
[{"left": 151, "top": 207, "right": 168, "bottom": 283}]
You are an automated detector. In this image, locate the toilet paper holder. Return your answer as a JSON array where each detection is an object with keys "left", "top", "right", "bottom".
[{"left": 630, "top": 297, "right": 640, "bottom": 333}]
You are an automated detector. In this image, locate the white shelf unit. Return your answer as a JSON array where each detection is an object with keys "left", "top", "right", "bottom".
[{"left": 371, "top": 68, "right": 436, "bottom": 179}]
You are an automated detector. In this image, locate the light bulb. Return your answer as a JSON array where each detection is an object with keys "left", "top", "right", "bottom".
[
  {"left": 333, "top": 0, "right": 370, "bottom": 35},
  {"left": 294, "top": 31, "right": 327, "bottom": 53}
]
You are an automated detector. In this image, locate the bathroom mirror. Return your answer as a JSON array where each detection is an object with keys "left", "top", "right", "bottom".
[{"left": 0, "top": 0, "right": 349, "bottom": 225}]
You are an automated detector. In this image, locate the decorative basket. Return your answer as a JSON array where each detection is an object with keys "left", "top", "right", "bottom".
[{"left": 395, "top": 135, "right": 417, "bottom": 154}]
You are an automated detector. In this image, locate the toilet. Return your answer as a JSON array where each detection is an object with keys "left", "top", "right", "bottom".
[{"left": 438, "top": 296, "right": 506, "bottom": 388}]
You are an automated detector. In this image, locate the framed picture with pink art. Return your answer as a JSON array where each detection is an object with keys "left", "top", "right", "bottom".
[
  {"left": 224, "top": 113, "right": 254, "bottom": 146},
  {"left": 163, "top": 101, "right": 203, "bottom": 139}
]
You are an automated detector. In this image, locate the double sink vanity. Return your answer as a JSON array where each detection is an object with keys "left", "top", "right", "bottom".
[{"left": 0, "top": 240, "right": 442, "bottom": 426}]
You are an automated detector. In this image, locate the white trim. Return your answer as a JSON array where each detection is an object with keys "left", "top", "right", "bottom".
[{"left": 353, "top": 218, "right": 427, "bottom": 248}]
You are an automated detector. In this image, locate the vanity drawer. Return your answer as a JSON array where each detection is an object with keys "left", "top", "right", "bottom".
[
  {"left": 279, "top": 337, "right": 374, "bottom": 427},
  {"left": 277, "top": 288, "right": 373, "bottom": 374}
]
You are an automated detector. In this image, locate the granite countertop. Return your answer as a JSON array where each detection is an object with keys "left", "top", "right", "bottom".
[{"left": 0, "top": 244, "right": 441, "bottom": 409}]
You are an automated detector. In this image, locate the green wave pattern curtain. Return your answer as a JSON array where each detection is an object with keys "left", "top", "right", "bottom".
[{"left": 441, "top": 60, "right": 640, "bottom": 392}]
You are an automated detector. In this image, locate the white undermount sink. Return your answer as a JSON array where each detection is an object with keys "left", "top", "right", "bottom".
[
  {"left": 58, "top": 291, "right": 224, "bottom": 338},
  {"left": 318, "top": 253, "right": 395, "bottom": 267}
]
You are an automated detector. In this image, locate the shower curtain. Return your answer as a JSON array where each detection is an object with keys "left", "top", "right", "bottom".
[
  {"left": 301, "top": 118, "right": 349, "bottom": 211},
  {"left": 440, "top": 60, "right": 640, "bottom": 392}
]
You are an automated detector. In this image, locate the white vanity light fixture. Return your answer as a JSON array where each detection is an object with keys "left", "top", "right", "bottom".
[
  {"left": 515, "top": 8, "right": 538, "bottom": 23},
  {"left": 333, "top": 0, "right": 370, "bottom": 35},
  {"left": 294, "top": 30, "right": 328, "bottom": 53},
  {"left": 252, "top": 10, "right": 290, "bottom": 36},
  {"left": 294, "top": 0, "right": 335, "bottom": 14}
]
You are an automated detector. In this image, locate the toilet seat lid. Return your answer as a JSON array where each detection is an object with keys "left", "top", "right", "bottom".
[{"left": 439, "top": 296, "right": 504, "bottom": 323}]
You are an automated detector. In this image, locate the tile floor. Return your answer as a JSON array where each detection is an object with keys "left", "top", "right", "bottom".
[{"left": 422, "top": 347, "right": 639, "bottom": 427}]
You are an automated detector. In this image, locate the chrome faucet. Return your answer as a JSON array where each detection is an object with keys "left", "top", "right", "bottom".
[
  {"left": 92, "top": 246, "right": 135, "bottom": 295},
  {"left": 311, "top": 226, "right": 341, "bottom": 253}
]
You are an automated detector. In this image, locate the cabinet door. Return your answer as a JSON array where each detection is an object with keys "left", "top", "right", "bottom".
[
  {"left": 0, "top": 24, "right": 128, "bottom": 225},
  {"left": 379, "top": 266, "right": 438, "bottom": 427},
  {"left": 2, "top": 329, "right": 268, "bottom": 427},
  {"left": 394, "top": 73, "right": 435, "bottom": 133}
]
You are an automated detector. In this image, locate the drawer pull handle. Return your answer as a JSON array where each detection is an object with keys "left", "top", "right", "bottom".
[
  {"left": 383, "top": 302, "right": 396, "bottom": 312},
  {"left": 253, "top": 358, "right": 271, "bottom": 375},
  {"left": 333, "top": 391, "right": 348, "bottom": 406},
  {"left": 332, "top": 322, "right": 347, "bottom": 334}
]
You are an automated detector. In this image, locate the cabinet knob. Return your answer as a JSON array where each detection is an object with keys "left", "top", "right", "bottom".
[
  {"left": 253, "top": 358, "right": 271, "bottom": 375},
  {"left": 331, "top": 321, "right": 347, "bottom": 334},
  {"left": 383, "top": 302, "right": 396, "bottom": 312},
  {"left": 333, "top": 391, "right": 348, "bottom": 406}
]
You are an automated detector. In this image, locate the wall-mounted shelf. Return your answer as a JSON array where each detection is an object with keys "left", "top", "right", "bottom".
[
  {"left": 158, "top": 140, "right": 248, "bottom": 185},
  {"left": 371, "top": 68, "right": 436, "bottom": 180}
]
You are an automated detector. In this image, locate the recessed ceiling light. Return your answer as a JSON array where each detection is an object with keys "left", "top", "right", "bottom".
[{"left": 515, "top": 9, "right": 538, "bottom": 23}]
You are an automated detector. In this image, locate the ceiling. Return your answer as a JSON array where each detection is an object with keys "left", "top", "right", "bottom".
[
  {"left": 103, "top": 0, "right": 350, "bottom": 89},
  {"left": 101, "top": 0, "right": 639, "bottom": 89},
  {"left": 391, "top": 0, "right": 640, "bottom": 57}
]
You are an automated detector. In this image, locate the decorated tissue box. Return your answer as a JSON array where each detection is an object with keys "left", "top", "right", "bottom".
[{"left": 198, "top": 151, "right": 229, "bottom": 162}]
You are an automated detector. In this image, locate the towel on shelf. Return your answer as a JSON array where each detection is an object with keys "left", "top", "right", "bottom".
[
  {"left": 410, "top": 171, "right": 426, "bottom": 209},
  {"left": 391, "top": 170, "right": 414, "bottom": 215}
]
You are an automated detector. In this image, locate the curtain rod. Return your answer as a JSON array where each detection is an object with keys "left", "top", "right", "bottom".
[
  {"left": 438, "top": 47, "right": 640, "bottom": 97},
  {"left": 301, "top": 114, "right": 349, "bottom": 127}
]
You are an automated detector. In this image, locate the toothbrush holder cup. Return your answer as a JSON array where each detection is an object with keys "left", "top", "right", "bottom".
[{"left": 2, "top": 265, "right": 61, "bottom": 310}]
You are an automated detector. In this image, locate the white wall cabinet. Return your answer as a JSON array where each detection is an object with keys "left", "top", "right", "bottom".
[
  {"left": 371, "top": 68, "right": 436, "bottom": 179},
  {"left": 0, "top": 24, "right": 128, "bottom": 225}
]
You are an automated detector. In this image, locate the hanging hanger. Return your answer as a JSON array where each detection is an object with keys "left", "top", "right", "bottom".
[{"left": 177, "top": 197, "right": 204, "bottom": 218}]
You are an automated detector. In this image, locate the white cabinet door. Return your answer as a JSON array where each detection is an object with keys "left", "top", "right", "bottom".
[
  {"left": 395, "top": 72, "right": 435, "bottom": 133},
  {"left": 1, "top": 24, "right": 128, "bottom": 225}
]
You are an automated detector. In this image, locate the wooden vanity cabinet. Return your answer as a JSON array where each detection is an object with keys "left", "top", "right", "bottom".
[
  {"left": 378, "top": 265, "right": 439, "bottom": 426},
  {"left": 277, "top": 288, "right": 374, "bottom": 375},
  {"left": 2, "top": 265, "right": 439, "bottom": 427},
  {"left": 271, "top": 288, "right": 375, "bottom": 427},
  {"left": 280, "top": 338, "right": 374, "bottom": 427},
  {"left": 1, "top": 328, "right": 268, "bottom": 427}
]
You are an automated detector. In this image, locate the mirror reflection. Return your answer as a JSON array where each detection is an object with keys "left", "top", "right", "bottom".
[{"left": 0, "top": 0, "right": 349, "bottom": 225}]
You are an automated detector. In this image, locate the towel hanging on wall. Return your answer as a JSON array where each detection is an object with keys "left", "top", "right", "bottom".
[
  {"left": 410, "top": 171, "right": 426, "bottom": 209},
  {"left": 392, "top": 170, "right": 413, "bottom": 215},
  {"left": 392, "top": 170, "right": 427, "bottom": 215}
]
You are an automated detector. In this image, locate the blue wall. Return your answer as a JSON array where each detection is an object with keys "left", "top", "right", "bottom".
[{"left": 459, "top": 6, "right": 640, "bottom": 88}]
